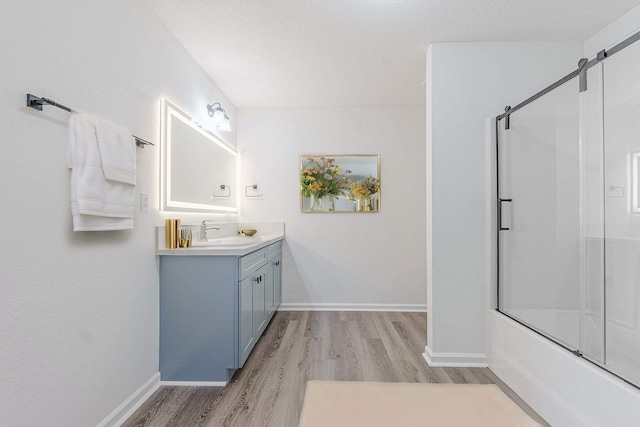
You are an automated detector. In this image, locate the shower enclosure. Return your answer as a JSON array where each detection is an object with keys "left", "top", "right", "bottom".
[{"left": 497, "top": 31, "right": 640, "bottom": 388}]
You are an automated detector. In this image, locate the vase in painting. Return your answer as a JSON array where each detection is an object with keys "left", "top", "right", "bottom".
[{"left": 310, "top": 194, "right": 324, "bottom": 211}]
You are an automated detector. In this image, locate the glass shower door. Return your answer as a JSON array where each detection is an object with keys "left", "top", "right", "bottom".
[
  {"left": 498, "top": 76, "right": 582, "bottom": 350},
  {"left": 601, "top": 40, "right": 640, "bottom": 386},
  {"left": 497, "top": 31, "right": 640, "bottom": 389}
]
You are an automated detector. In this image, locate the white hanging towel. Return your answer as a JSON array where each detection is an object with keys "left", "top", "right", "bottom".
[
  {"left": 67, "top": 113, "right": 136, "bottom": 231},
  {"left": 95, "top": 117, "right": 137, "bottom": 186}
]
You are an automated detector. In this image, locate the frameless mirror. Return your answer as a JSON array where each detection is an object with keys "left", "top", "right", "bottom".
[
  {"left": 160, "top": 99, "right": 238, "bottom": 212},
  {"left": 300, "top": 154, "right": 380, "bottom": 213}
]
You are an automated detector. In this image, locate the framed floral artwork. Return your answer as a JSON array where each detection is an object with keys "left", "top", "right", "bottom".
[{"left": 300, "top": 155, "right": 380, "bottom": 213}]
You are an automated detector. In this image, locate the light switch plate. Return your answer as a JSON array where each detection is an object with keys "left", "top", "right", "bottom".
[{"left": 140, "top": 193, "right": 149, "bottom": 212}]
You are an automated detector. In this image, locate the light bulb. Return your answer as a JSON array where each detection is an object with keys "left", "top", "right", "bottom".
[
  {"left": 217, "top": 114, "right": 231, "bottom": 132},
  {"left": 211, "top": 108, "right": 225, "bottom": 124}
]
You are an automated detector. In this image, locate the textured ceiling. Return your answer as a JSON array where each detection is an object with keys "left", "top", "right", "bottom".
[{"left": 147, "top": 0, "right": 640, "bottom": 108}]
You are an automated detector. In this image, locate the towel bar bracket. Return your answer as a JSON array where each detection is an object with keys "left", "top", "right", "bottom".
[{"left": 27, "top": 94, "right": 44, "bottom": 111}]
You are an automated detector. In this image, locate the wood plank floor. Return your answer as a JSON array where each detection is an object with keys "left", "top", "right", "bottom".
[{"left": 123, "top": 311, "right": 549, "bottom": 427}]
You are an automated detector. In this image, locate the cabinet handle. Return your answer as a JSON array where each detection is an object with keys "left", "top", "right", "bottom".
[{"left": 498, "top": 198, "right": 512, "bottom": 231}]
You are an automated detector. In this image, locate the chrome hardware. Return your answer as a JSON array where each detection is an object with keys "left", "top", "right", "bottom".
[
  {"left": 498, "top": 198, "right": 512, "bottom": 231},
  {"left": 200, "top": 220, "right": 221, "bottom": 240},
  {"left": 245, "top": 184, "right": 263, "bottom": 198},
  {"left": 211, "top": 184, "right": 231, "bottom": 199},
  {"left": 26, "top": 94, "right": 155, "bottom": 148}
]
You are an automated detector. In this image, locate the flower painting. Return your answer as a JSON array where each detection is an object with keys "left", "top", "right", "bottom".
[{"left": 300, "top": 155, "right": 380, "bottom": 213}]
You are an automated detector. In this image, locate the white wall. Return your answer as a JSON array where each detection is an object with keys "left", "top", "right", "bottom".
[
  {"left": 584, "top": 3, "right": 640, "bottom": 58},
  {"left": 237, "top": 107, "right": 427, "bottom": 310},
  {"left": 426, "top": 41, "right": 583, "bottom": 363},
  {"left": 0, "top": 2, "right": 236, "bottom": 426}
]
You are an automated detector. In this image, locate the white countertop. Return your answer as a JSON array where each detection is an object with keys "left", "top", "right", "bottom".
[{"left": 156, "top": 233, "right": 284, "bottom": 256}]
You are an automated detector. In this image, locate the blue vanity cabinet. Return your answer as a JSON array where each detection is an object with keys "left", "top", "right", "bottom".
[
  {"left": 159, "top": 255, "right": 239, "bottom": 383},
  {"left": 159, "top": 241, "right": 282, "bottom": 383}
]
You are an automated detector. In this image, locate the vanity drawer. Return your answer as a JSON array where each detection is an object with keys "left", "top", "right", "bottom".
[
  {"left": 239, "top": 248, "right": 268, "bottom": 280},
  {"left": 267, "top": 241, "right": 282, "bottom": 259}
]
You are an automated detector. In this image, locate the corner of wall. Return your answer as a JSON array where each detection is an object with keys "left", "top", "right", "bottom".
[{"left": 426, "top": 44, "right": 434, "bottom": 351}]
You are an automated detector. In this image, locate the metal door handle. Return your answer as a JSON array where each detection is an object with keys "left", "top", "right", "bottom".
[{"left": 498, "top": 198, "right": 512, "bottom": 231}]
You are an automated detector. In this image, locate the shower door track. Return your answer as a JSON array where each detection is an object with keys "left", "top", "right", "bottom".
[{"left": 496, "top": 29, "right": 640, "bottom": 125}]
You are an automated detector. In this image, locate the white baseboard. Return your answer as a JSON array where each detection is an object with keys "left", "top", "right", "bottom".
[
  {"left": 97, "top": 372, "right": 160, "bottom": 427},
  {"left": 161, "top": 381, "right": 227, "bottom": 387},
  {"left": 422, "top": 345, "right": 488, "bottom": 367},
  {"left": 279, "top": 303, "right": 427, "bottom": 312}
]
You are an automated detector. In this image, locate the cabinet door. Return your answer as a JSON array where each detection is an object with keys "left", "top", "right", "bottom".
[
  {"left": 273, "top": 254, "right": 282, "bottom": 307},
  {"left": 254, "top": 265, "right": 268, "bottom": 336},
  {"left": 160, "top": 256, "right": 238, "bottom": 381},
  {"left": 239, "top": 275, "right": 254, "bottom": 367},
  {"left": 266, "top": 259, "right": 276, "bottom": 318}
]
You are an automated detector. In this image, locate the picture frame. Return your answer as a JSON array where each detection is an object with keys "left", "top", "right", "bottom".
[{"left": 300, "top": 154, "right": 381, "bottom": 213}]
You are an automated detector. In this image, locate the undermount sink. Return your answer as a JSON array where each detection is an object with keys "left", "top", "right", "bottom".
[{"left": 191, "top": 235, "right": 263, "bottom": 247}]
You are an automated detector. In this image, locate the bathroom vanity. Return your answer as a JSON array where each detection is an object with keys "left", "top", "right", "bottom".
[
  {"left": 157, "top": 232, "right": 283, "bottom": 383},
  {"left": 157, "top": 98, "right": 283, "bottom": 383}
]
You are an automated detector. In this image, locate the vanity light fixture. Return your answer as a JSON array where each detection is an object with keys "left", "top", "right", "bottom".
[{"left": 207, "top": 102, "right": 232, "bottom": 132}]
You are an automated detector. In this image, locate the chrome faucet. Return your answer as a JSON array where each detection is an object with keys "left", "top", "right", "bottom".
[{"left": 200, "top": 220, "right": 220, "bottom": 241}]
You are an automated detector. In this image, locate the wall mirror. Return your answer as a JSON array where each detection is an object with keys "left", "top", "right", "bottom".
[
  {"left": 300, "top": 155, "right": 380, "bottom": 213},
  {"left": 160, "top": 99, "right": 238, "bottom": 213}
]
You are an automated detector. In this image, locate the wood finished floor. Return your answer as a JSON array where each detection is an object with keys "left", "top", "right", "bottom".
[{"left": 123, "top": 311, "right": 549, "bottom": 427}]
